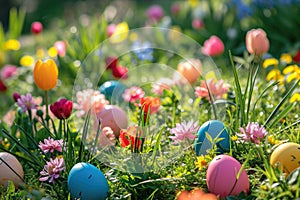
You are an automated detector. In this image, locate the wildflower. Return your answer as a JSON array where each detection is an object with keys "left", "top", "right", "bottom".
[
  {"left": 122, "top": 86, "right": 145, "bottom": 103},
  {"left": 50, "top": 98, "right": 73, "bottom": 119},
  {"left": 280, "top": 53, "right": 293, "bottom": 64},
  {"left": 20, "top": 55, "right": 34, "bottom": 67},
  {"left": 3, "top": 39, "right": 20, "bottom": 51},
  {"left": 13, "top": 92, "right": 21, "bottom": 102},
  {"left": 202, "top": 36, "right": 224, "bottom": 56},
  {"left": 112, "top": 66, "right": 128, "bottom": 79},
  {"left": 169, "top": 119, "right": 199, "bottom": 144},
  {"left": 194, "top": 79, "right": 229, "bottom": 101},
  {"left": 146, "top": 5, "right": 164, "bottom": 23},
  {"left": 131, "top": 40, "right": 153, "bottom": 61},
  {"left": 47, "top": 46, "right": 57, "bottom": 57},
  {"left": 236, "top": 122, "right": 268, "bottom": 144},
  {"left": 54, "top": 41, "right": 66, "bottom": 57},
  {"left": 31, "top": 21, "right": 43, "bottom": 34},
  {"left": 177, "top": 59, "right": 202, "bottom": 84},
  {"left": 39, "top": 157, "right": 65, "bottom": 183},
  {"left": 74, "top": 89, "right": 109, "bottom": 117},
  {"left": 36, "top": 48, "right": 45, "bottom": 58},
  {"left": 119, "top": 125, "right": 143, "bottom": 150},
  {"left": 107, "top": 24, "right": 117, "bottom": 37},
  {"left": 0, "top": 80, "right": 7, "bottom": 92},
  {"left": 246, "top": 28, "right": 269, "bottom": 56},
  {"left": 99, "top": 127, "right": 116, "bottom": 147},
  {"left": 266, "top": 69, "right": 284, "bottom": 84},
  {"left": 267, "top": 135, "right": 280, "bottom": 145},
  {"left": 17, "top": 93, "right": 37, "bottom": 112},
  {"left": 39, "top": 137, "right": 64, "bottom": 153},
  {"left": 1, "top": 65, "right": 17, "bottom": 80},
  {"left": 283, "top": 64, "right": 300, "bottom": 83},
  {"left": 109, "top": 22, "right": 129, "bottom": 43},
  {"left": 290, "top": 92, "right": 300, "bottom": 103},
  {"left": 192, "top": 18, "right": 204, "bottom": 30},
  {"left": 140, "top": 96, "right": 161, "bottom": 116},
  {"left": 195, "top": 155, "right": 211, "bottom": 170},
  {"left": 263, "top": 58, "right": 278, "bottom": 68},
  {"left": 231, "top": 135, "right": 238, "bottom": 141},
  {"left": 33, "top": 59, "right": 58, "bottom": 90}
]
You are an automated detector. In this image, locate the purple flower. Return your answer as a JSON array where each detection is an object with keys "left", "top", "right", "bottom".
[
  {"left": 39, "top": 157, "right": 65, "bottom": 183},
  {"left": 169, "top": 120, "right": 199, "bottom": 144},
  {"left": 146, "top": 5, "right": 164, "bottom": 23},
  {"left": 236, "top": 122, "right": 268, "bottom": 144},
  {"left": 39, "top": 137, "right": 64, "bottom": 153},
  {"left": 17, "top": 93, "right": 37, "bottom": 112}
]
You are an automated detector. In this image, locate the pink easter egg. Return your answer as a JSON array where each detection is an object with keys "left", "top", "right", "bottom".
[
  {"left": 97, "top": 105, "right": 128, "bottom": 137},
  {"left": 206, "top": 155, "right": 249, "bottom": 198}
]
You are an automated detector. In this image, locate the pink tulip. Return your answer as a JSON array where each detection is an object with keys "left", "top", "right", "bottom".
[
  {"left": 31, "top": 21, "right": 43, "bottom": 34},
  {"left": 192, "top": 18, "right": 204, "bottom": 30},
  {"left": 146, "top": 5, "right": 164, "bottom": 22},
  {"left": 202, "top": 36, "right": 224, "bottom": 56},
  {"left": 246, "top": 28, "right": 269, "bottom": 56},
  {"left": 54, "top": 41, "right": 66, "bottom": 57},
  {"left": 107, "top": 24, "right": 117, "bottom": 37}
]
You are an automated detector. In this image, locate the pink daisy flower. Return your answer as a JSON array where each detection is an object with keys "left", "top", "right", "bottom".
[
  {"left": 236, "top": 122, "right": 268, "bottom": 144},
  {"left": 39, "top": 157, "right": 65, "bottom": 183},
  {"left": 39, "top": 137, "right": 64, "bottom": 153}
]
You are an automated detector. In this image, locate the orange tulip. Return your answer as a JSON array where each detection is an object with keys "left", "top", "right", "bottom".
[
  {"left": 33, "top": 59, "right": 58, "bottom": 90},
  {"left": 246, "top": 28, "right": 269, "bottom": 56}
]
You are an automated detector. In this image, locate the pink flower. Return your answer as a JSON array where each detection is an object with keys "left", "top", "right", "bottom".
[
  {"left": 169, "top": 119, "right": 199, "bottom": 144},
  {"left": 151, "top": 78, "right": 172, "bottom": 95},
  {"left": 31, "top": 21, "right": 43, "bottom": 34},
  {"left": 54, "top": 41, "right": 66, "bottom": 57},
  {"left": 99, "top": 127, "right": 116, "bottom": 147},
  {"left": 146, "top": 5, "right": 164, "bottom": 23},
  {"left": 39, "top": 137, "right": 64, "bottom": 153},
  {"left": 107, "top": 24, "right": 117, "bottom": 37},
  {"left": 50, "top": 98, "right": 73, "bottom": 119},
  {"left": 74, "top": 89, "right": 109, "bottom": 117},
  {"left": 195, "top": 79, "right": 229, "bottom": 101},
  {"left": 13, "top": 92, "right": 21, "bottom": 102},
  {"left": 236, "top": 122, "right": 268, "bottom": 144},
  {"left": 105, "top": 56, "right": 118, "bottom": 70},
  {"left": 202, "top": 36, "right": 224, "bottom": 56},
  {"left": 17, "top": 93, "right": 37, "bottom": 112},
  {"left": 171, "top": 3, "right": 180, "bottom": 15},
  {"left": 39, "top": 157, "right": 65, "bottom": 183},
  {"left": 1, "top": 65, "right": 17, "bottom": 80},
  {"left": 122, "top": 86, "right": 145, "bottom": 103},
  {"left": 246, "top": 28, "right": 269, "bottom": 56},
  {"left": 192, "top": 18, "right": 204, "bottom": 30}
]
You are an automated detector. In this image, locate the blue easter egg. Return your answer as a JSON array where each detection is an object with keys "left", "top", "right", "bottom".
[
  {"left": 194, "top": 120, "right": 230, "bottom": 156},
  {"left": 99, "top": 80, "right": 126, "bottom": 104},
  {"left": 68, "top": 162, "right": 109, "bottom": 200}
]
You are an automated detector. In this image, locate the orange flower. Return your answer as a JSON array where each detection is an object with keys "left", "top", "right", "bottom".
[
  {"left": 140, "top": 96, "right": 161, "bottom": 115},
  {"left": 33, "top": 59, "right": 58, "bottom": 90}
]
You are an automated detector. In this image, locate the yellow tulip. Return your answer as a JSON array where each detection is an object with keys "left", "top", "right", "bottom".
[{"left": 34, "top": 59, "right": 58, "bottom": 90}]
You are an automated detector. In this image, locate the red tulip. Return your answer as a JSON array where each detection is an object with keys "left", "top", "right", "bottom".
[
  {"left": 50, "top": 98, "right": 73, "bottom": 119},
  {"left": 0, "top": 79, "right": 7, "bottom": 92},
  {"left": 31, "top": 21, "right": 43, "bottom": 35},
  {"left": 293, "top": 49, "right": 300, "bottom": 62},
  {"left": 202, "top": 36, "right": 224, "bottom": 56},
  {"left": 112, "top": 66, "right": 128, "bottom": 79},
  {"left": 105, "top": 56, "right": 118, "bottom": 70},
  {"left": 246, "top": 28, "right": 269, "bottom": 56}
]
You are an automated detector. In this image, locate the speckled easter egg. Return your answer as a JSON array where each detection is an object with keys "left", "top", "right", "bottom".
[
  {"left": 97, "top": 105, "right": 128, "bottom": 137},
  {"left": 206, "top": 155, "right": 250, "bottom": 198},
  {"left": 177, "top": 59, "right": 202, "bottom": 84},
  {"left": 270, "top": 142, "right": 300, "bottom": 175},
  {"left": 0, "top": 152, "right": 24, "bottom": 187},
  {"left": 194, "top": 120, "right": 230, "bottom": 156},
  {"left": 68, "top": 162, "right": 109, "bottom": 200},
  {"left": 99, "top": 80, "right": 126, "bottom": 104}
]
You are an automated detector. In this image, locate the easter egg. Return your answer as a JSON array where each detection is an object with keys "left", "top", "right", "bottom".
[
  {"left": 68, "top": 162, "right": 109, "bottom": 200},
  {"left": 0, "top": 152, "right": 24, "bottom": 187},
  {"left": 177, "top": 59, "right": 202, "bottom": 84},
  {"left": 270, "top": 142, "right": 300, "bottom": 175},
  {"left": 176, "top": 188, "right": 218, "bottom": 200},
  {"left": 99, "top": 80, "right": 126, "bottom": 104},
  {"left": 97, "top": 105, "right": 128, "bottom": 137},
  {"left": 206, "top": 155, "right": 250, "bottom": 198},
  {"left": 194, "top": 120, "right": 230, "bottom": 156}
]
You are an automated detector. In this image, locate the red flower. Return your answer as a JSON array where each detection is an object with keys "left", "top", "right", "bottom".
[
  {"left": 140, "top": 96, "right": 161, "bottom": 123},
  {"left": 105, "top": 56, "right": 118, "bottom": 70},
  {"left": 293, "top": 49, "right": 300, "bottom": 63},
  {"left": 0, "top": 80, "right": 7, "bottom": 92},
  {"left": 50, "top": 98, "right": 73, "bottom": 119},
  {"left": 119, "top": 126, "right": 143, "bottom": 151},
  {"left": 112, "top": 66, "right": 128, "bottom": 79}
]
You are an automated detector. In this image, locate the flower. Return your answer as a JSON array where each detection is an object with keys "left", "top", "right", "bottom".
[
  {"left": 246, "top": 28, "right": 269, "bottom": 56},
  {"left": 195, "top": 79, "right": 229, "bottom": 101},
  {"left": 1, "top": 65, "right": 17, "bottom": 80},
  {"left": 177, "top": 59, "right": 202, "bottom": 84},
  {"left": 236, "top": 122, "right": 268, "bottom": 144},
  {"left": 107, "top": 24, "right": 117, "bottom": 37},
  {"left": 290, "top": 92, "right": 300, "bottom": 103},
  {"left": 266, "top": 69, "right": 284, "bottom": 84},
  {"left": 283, "top": 64, "right": 300, "bottom": 83},
  {"left": 151, "top": 78, "right": 172, "bottom": 95},
  {"left": 99, "top": 127, "right": 116, "bottom": 147},
  {"left": 263, "top": 58, "right": 278, "bottom": 68},
  {"left": 39, "top": 137, "right": 64, "bottom": 153},
  {"left": 20, "top": 55, "right": 35, "bottom": 67},
  {"left": 17, "top": 93, "right": 37, "bottom": 112},
  {"left": 3, "top": 39, "right": 20, "bottom": 51},
  {"left": 140, "top": 96, "right": 161, "bottom": 115},
  {"left": 122, "top": 86, "right": 145, "bottom": 103},
  {"left": 54, "top": 41, "right": 66, "bottom": 57},
  {"left": 47, "top": 46, "right": 57, "bottom": 57},
  {"left": 146, "top": 5, "right": 164, "bottom": 23},
  {"left": 13, "top": 92, "right": 21, "bottom": 102},
  {"left": 171, "top": 3, "right": 180, "bottom": 15},
  {"left": 192, "top": 18, "right": 204, "bottom": 30},
  {"left": 109, "top": 22, "right": 129, "bottom": 43},
  {"left": 0, "top": 79, "right": 7, "bottom": 92},
  {"left": 293, "top": 49, "right": 300, "bottom": 62},
  {"left": 31, "top": 21, "right": 43, "bottom": 34},
  {"left": 131, "top": 40, "right": 153, "bottom": 61},
  {"left": 195, "top": 155, "right": 211, "bottom": 171},
  {"left": 112, "top": 66, "right": 128, "bottom": 79},
  {"left": 74, "top": 89, "right": 109, "bottom": 117},
  {"left": 105, "top": 56, "right": 118, "bottom": 70},
  {"left": 202, "top": 36, "right": 224, "bottom": 56},
  {"left": 33, "top": 59, "right": 58, "bottom": 90},
  {"left": 169, "top": 119, "right": 199, "bottom": 144},
  {"left": 50, "top": 98, "right": 73, "bottom": 119},
  {"left": 119, "top": 125, "right": 143, "bottom": 151},
  {"left": 39, "top": 157, "right": 65, "bottom": 183},
  {"left": 280, "top": 53, "right": 293, "bottom": 64}
]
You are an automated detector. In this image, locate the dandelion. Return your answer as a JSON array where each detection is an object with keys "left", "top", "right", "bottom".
[
  {"left": 236, "top": 122, "right": 268, "bottom": 144},
  {"left": 266, "top": 69, "right": 284, "bottom": 84},
  {"left": 195, "top": 79, "right": 229, "bottom": 101},
  {"left": 39, "top": 157, "right": 65, "bottom": 183},
  {"left": 195, "top": 155, "right": 211, "bottom": 170},
  {"left": 280, "top": 53, "right": 293, "bottom": 64},
  {"left": 3, "top": 39, "right": 20, "bottom": 51},
  {"left": 267, "top": 135, "right": 280, "bottom": 145},
  {"left": 283, "top": 64, "right": 300, "bottom": 83},
  {"left": 17, "top": 93, "right": 37, "bottom": 112},
  {"left": 39, "top": 137, "right": 64, "bottom": 153},
  {"left": 169, "top": 119, "right": 199, "bottom": 144},
  {"left": 122, "top": 86, "right": 145, "bottom": 103},
  {"left": 231, "top": 135, "right": 238, "bottom": 141}
]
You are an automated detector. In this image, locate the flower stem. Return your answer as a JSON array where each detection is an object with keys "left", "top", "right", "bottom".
[{"left": 45, "top": 90, "right": 49, "bottom": 126}]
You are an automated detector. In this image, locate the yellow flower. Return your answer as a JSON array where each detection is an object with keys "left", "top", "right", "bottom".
[
  {"left": 36, "top": 48, "right": 45, "bottom": 58},
  {"left": 290, "top": 93, "right": 300, "bottom": 103},
  {"left": 48, "top": 47, "right": 57, "bottom": 57},
  {"left": 263, "top": 58, "right": 278, "bottom": 68},
  {"left": 3, "top": 39, "right": 20, "bottom": 51},
  {"left": 283, "top": 64, "right": 300, "bottom": 74},
  {"left": 109, "top": 22, "right": 129, "bottom": 44},
  {"left": 231, "top": 135, "right": 238, "bottom": 141},
  {"left": 280, "top": 53, "right": 292, "bottom": 64},
  {"left": 33, "top": 59, "right": 58, "bottom": 90},
  {"left": 195, "top": 155, "right": 211, "bottom": 170},
  {"left": 266, "top": 69, "right": 284, "bottom": 84},
  {"left": 188, "top": 0, "right": 199, "bottom": 8},
  {"left": 20, "top": 55, "right": 35, "bottom": 67}
]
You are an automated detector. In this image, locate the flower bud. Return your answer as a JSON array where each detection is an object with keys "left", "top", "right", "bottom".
[
  {"left": 31, "top": 21, "right": 43, "bottom": 34},
  {"left": 246, "top": 28, "right": 269, "bottom": 56}
]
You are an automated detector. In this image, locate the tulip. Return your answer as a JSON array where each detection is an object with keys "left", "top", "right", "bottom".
[
  {"left": 0, "top": 79, "right": 7, "bottom": 92},
  {"left": 50, "top": 98, "right": 73, "bottom": 119},
  {"left": 31, "top": 21, "right": 43, "bottom": 34},
  {"left": 54, "top": 41, "right": 66, "bottom": 57},
  {"left": 105, "top": 56, "right": 118, "bottom": 70},
  {"left": 112, "top": 66, "right": 128, "bottom": 79},
  {"left": 202, "top": 36, "right": 224, "bottom": 56},
  {"left": 33, "top": 59, "right": 58, "bottom": 90},
  {"left": 177, "top": 59, "right": 202, "bottom": 84},
  {"left": 192, "top": 18, "right": 204, "bottom": 30},
  {"left": 107, "top": 24, "right": 117, "bottom": 37},
  {"left": 246, "top": 28, "right": 269, "bottom": 56}
]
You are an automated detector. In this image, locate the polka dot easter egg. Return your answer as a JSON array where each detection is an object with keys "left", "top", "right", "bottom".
[
  {"left": 68, "top": 162, "right": 109, "bottom": 200},
  {"left": 194, "top": 120, "right": 230, "bottom": 156}
]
